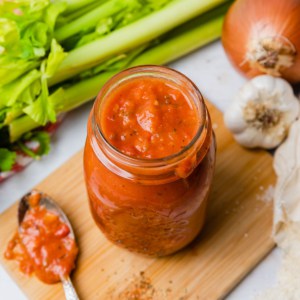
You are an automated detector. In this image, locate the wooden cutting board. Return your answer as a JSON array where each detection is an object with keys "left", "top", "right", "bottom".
[{"left": 0, "top": 101, "right": 276, "bottom": 300}]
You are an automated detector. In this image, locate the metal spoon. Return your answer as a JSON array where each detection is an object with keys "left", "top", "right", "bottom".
[{"left": 18, "top": 190, "right": 80, "bottom": 300}]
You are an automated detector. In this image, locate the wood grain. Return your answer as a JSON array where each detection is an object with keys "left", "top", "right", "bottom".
[{"left": 0, "top": 101, "right": 276, "bottom": 300}]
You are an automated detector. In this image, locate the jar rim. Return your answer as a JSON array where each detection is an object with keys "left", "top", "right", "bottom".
[{"left": 92, "top": 65, "right": 207, "bottom": 168}]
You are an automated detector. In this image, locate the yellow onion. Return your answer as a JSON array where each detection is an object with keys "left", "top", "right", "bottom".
[{"left": 222, "top": 0, "right": 300, "bottom": 83}]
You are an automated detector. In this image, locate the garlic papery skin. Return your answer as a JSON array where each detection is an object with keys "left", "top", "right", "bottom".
[{"left": 224, "top": 75, "right": 300, "bottom": 149}]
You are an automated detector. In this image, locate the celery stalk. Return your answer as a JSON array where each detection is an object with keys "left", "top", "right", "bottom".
[
  {"left": 49, "top": 0, "right": 228, "bottom": 85},
  {"left": 130, "top": 3, "right": 227, "bottom": 66},
  {"left": 50, "top": 71, "right": 115, "bottom": 113},
  {"left": 8, "top": 3, "right": 226, "bottom": 143},
  {"left": 61, "top": 1, "right": 106, "bottom": 24},
  {"left": 55, "top": 0, "right": 127, "bottom": 42},
  {"left": 64, "top": 0, "right": 100, "bottom": 13},
  {"left": 9, "top": 116, "right": 39, "bottom": 143}
]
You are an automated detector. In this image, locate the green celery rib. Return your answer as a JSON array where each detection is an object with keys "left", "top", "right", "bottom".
[
  {"left": 55, "top": 0, "right": 126, "bottom": 42},
  {"left": 130, "top": 2, "right": 229, "bottom": 66},
  {"left": 50, "top": 71, "right": 115, "bottom": 113},
  {"left": 9, "top": 116, "right": 39, "bottom": 143},
  {"left": 49, "top": 0, "right": 229, "bottom": 86},
  {"left": 8, "top": 3, "right": 227, "bottom": 143},
  {"left": 61, "top": 1, "right": 106, "bottom": 24},
  {"left": 63, "top": 0, "right": 100, "bottom": 13}
]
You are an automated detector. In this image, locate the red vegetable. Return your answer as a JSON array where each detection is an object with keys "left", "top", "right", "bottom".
[{"left": 222, "top": 0, "right": 300, "bottom": 83}]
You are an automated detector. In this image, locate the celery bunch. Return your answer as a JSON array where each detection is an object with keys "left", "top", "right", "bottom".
[{"left": 0, "top": 0, "right": 231, "bottom": 172}]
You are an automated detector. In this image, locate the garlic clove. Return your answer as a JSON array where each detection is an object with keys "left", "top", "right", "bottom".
[
  {"left": 251, "top": 75, "right": 276, "bottom": 94},
  {"left": 224, "top": 104, "right": 247, "bottom": 133},
  {"left": 232, "top": 127, "right": 262, "bottom": 148},
  {"left": 239, "top": 81, "right": 260, "bottom": 104},
  {"left": 233, "top": 125, "right": 284, "bottom": 149}
]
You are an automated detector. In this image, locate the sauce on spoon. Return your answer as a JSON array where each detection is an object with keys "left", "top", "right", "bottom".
[{"left": 4, "top": 191, "right": 78, "bottom": 284}]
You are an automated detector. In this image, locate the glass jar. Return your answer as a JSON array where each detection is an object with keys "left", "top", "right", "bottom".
[{"left": 84, "top": 66, "right": 216, "bottom": 256}]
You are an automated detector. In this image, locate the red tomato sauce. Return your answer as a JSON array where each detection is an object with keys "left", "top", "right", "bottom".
[
  {"left": 101, "top": 77, "right": 199, "bottom": 159},
  {"left": 4, "top": 193, "right": 78, "bottom": 284}
]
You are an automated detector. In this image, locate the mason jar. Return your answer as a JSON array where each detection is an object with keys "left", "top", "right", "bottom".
[{"left": 84, "top": 65, "right": 216, "bottom": 256}]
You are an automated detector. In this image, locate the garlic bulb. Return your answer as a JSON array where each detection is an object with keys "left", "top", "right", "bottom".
[{"left": 224, "top": 75, "right": 300, "bottom": 149}]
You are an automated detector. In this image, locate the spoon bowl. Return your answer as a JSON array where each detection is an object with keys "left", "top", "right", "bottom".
[
  {"left": 18, "top": 190, "right": 79, "bottom": 300},
  {"left": 18, "top": 190, "right": 75, "bottom": 239}
]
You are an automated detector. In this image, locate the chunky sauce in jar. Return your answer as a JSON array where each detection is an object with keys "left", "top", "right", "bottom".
[
  {"left": 84, "top": 66, "right": 216, "bottom": 256},
  {"left": 101, "top": 77, "right": 199, "bottom": 159},
  {"left": 4, "top": 192, "right": 78, "bottom": 284}
]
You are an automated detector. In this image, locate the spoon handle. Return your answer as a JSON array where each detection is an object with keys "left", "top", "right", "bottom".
[{"left": 62, "top": 277, "right": 80, "bottom": 300}]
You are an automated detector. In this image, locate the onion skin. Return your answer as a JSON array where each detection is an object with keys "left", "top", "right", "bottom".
[{"left": 222, "top": 0, "right": 300, "bottom": 83}]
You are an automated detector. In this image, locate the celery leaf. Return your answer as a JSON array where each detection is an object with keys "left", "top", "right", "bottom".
[
  {"left": 45, "top": 39, "right": 67, "bottom": 78},
  {"left": 20, "top": 131, "right": 50, "bottom": 158},
  {"left": 0, "top": 148, "right": 16, "bottom": 171},
  {"left": 0, "top": 69, "right": 41, "bottom": 108}
]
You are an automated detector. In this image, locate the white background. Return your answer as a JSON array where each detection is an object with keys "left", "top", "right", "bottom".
[{"left": 0, "top": 41, "right": 281, "bottom": 299}]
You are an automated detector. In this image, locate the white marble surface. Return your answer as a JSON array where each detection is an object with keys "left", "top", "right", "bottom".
[{"left": 0, "top": 41, "right": 281, "bottom": 299}]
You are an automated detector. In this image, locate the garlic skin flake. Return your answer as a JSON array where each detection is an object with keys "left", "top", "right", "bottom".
[
  {"left": 255, "top": 119, "right": 300, "bottom": 300},
  {"left": 273, "top": 119, "right": 300, "bottom": 236},
  {"left": 224, "top": 75, "right": 300, "bottom": 149}
]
